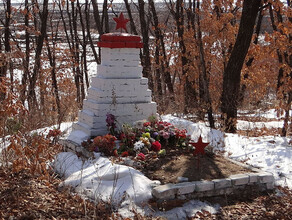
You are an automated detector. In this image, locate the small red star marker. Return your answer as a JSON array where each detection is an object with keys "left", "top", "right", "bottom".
[
  {"left": 113, "top": 12, "right": 129, "bottom": 32},
  {"left": 190, "top": 135, "right": 209, "bottom": 156}
]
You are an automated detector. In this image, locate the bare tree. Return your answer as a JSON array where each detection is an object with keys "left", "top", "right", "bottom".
[
  {"left": 124, "top": 0, "right": 138, "bottom": 35},
  {"left": 138, "top": 0, "right": 153, "bottom": 91},
  {"left": 221, "top": 0, "right": 261, "bottom": 133},
  {"left": 28, "top": 0, "right": 49, "bottom": 111}
]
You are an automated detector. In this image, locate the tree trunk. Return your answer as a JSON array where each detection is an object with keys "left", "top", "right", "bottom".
[
  {"left": 20, "top": 0, "right": 30, "bottom": 104},
  {"left": 5, "top": 0, "right": 12, "bottom": 92},
  {"left": 102, "top": 0, "right": 109, "bottom": 33},
  {"left": 149, "top": 0, "right": 163, "bottom": 109},
  {"left": 269, "top": 2, "right": 292, "bottom": 136},
  {"left": 92, "top": 0, "right": 103, "bottom": 63},
  {"left": 77, "top": 0, "right": 89, "bottom": 89},
  {"left": 85, "top": 0, "right": 99, "bottom": 64},
  {"left": 28, "top": 0, "right": 49, "bottom": 111},
  {"left": 0, "top": 0, "right": 11, "bottom": 101},
  {"left": 239, "top": 5, "right": 264, "bottom": 105},
  {"left": 124, "top": 0, "right": 138, "bottom": 35},
  {"left": 149, "top": 0, "right": 175, "bottom": 107},
  {"left": 176, "top": 0, "right": 196, "bottom": 113},
  {"left": 72, "top": 0, "right": 85, "bottom": 105},
  {"left": 196, "top": 1, "right": 214, "bottom": 128},
  {"left": 138, "top": 0, "right": 153, "bottom": 91},
  {"left": 220, "top": 0, "right": 261, "bottom": 133}
]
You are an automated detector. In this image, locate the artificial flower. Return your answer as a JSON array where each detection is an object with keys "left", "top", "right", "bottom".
[
  {"left": 134, "top": 141, "right": 144, "bottom": 151},
  {"left": 158, "top": 149, "right": 166, "bottom": 156},
  {"left": 113, "top": 149, "right": 119, "bottom": 157},
  {"left": 143, "top": 122, "right": 151, "bottom": 127},
  {"left": 142, "top": 132, "right": 151, "bottom": 139},
  {"left": 137, "top": 153, "right": 145, "bottom": 161},
  {"left": 152, "top": 141, "right": 161, "bottom": 152},
  {"left": 140, "top": 137, "right": 150, "bottom": 146},
  {"left": 152, "top": 132, "right": 159, "bottom": 138},
  {"left": 162, "top": 131, "right": 170, "bottom": 139},
  {"left": 121, "top": 151, "right": 129, "bottom": 157}
]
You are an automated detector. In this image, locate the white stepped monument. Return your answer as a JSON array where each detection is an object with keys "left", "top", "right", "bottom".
[{"left": 68, "top": 13, "right": 157, "bottom": 144}]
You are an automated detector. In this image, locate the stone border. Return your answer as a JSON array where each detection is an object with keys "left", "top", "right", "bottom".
[{"left": 151, "top": 167, "right": 274, "bottom": 201}]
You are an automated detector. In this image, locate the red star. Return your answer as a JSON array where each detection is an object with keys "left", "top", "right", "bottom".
[
  {"left": 113, "top": 12, "right": 129, "bottom": 32},
  {"left": 190, "top": 135, "right": 209, "bottom": 156}
]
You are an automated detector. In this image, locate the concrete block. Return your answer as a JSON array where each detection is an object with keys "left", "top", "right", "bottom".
[
  {"left": 83, "top": 101, "right": 156, "bottom": 118},
  {"left": 102, "top": 53, "right": 140, "bottom": 63},
  {"left": 258, "top": 172, "right": 274, "bottom": 183},
  {"left": 87, "top": 86, "right": 149, "bottom": 98},
  {"left": 140, "top": 77, "right": 148, "bottom": 85},
  {"left": 97, "top": 65, "right": 142, "bottom": 79},
  {"left": 72, "top": 122, "right": 107, "bottom": 137},
  {"left": 229, "top": 174, "right": 249, "bottom": 186},
  {"left": 91, "top": 77, "right": 145, "bottom": 91},
  {"left": 248, "top": 173, "right": 258, "bottom": 183},
  {"left": 177, "top": 177, "right": 189, "bottom": 183},
  {"left": 102, "top": 47, "right": 140, "bottom": 56},
  {"left": 215, "top": 187, "right": 234, "bottom": 196},
  {"left": 194, "top": 180, "right": 214, "bottom": 192},
  {"left": 213, "top": 178, "right": 232, "bottom": 189},
  {"left": 266, "top": 182, "right": 275, "bottom": 190},
  {"left": 175, "top": 182, "right": 196, "bottom": 195},
  {"left": 152, "top": 184, "right": 177, "bottom": 199}
]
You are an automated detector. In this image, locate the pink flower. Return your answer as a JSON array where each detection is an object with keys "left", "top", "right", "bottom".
[
  {"left": 137, "top": 153, "right": 145, "bottom": 161},
  {"left": 152, "top": 141, "right": 161, "bottom": 152},
  {"left": 163, "top": 131, "right": 170, "bottom": 139}
]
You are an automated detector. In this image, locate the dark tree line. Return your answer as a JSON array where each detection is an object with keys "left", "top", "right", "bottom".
[{"left": 0, "top": 0, "right": 290, "bottom": 136}]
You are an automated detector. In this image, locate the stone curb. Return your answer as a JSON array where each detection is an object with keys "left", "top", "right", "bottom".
[{"left": 152, "top": 158, "right": 275, "bottom": 200}]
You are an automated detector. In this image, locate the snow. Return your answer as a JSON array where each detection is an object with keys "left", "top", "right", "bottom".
[
  {"left": 223, "top": 134, "right": 292, "bottom": 188},
  {"left": 1, "top": 109, "right": 291, "bottom": 218},
  {"left": 54, "top": 152, "right": 154, "bottom": 206},
  {"left": 162, "top": 114, "right": 292, "bottom": 189},
  {"left": 237, "top": 120, "right": 288, "bottom": 130}
]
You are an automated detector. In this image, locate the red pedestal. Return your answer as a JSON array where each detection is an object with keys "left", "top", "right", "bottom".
[{"left": 98, "top": 33, "right": 143, "bottom": 49}]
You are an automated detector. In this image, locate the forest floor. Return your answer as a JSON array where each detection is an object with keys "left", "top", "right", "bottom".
[{"left": 1, "top": 166, "right": 291, "bottom": 219}]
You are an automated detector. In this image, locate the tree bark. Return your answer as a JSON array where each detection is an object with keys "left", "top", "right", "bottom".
[
  {"left": 124, "top": 0, "right": 138, "bottom": 35},
  {"left": 149, "top": 0, "right": 163, "bottom": 108},
  {"left": 71, "top": 0, "right": 85, "bottom": 105},
  {"left": 149, "top": 0, "right": 175, "bottom": 107},
  {"left": 85, "top": 0, "right": 100, "bottom": 64},
  {"left": 102, "top": 0, "right": 109, "bottom": 33},
  {"left": 28, "top": 0, "right": 49, "bottom": 111},
  {"left": 138, "top": 0, "right": 153, "bottom": 91},
  {"left": 239, "top": 4, "right": 264, "bottom": 105},
  {"left": 0, "top": 0, "right": 11, "bottom": 101},
  {"left": 175, "top": 0, "right": 197, "bottom": 113},
  {"left": 196, "top": 1, "right": 215, "bottom": 128},
  {"left": 77, "top": 0, "right": 89, "bottom": 89},
  {"left": 220, "top": 0, "right": 261, "bottom": 133},
  {"left": 268, "top": 2, "right": 292, "bottom": 136},
  {"left": 20, "top": 0, "right": 30, "bottom": 104}
]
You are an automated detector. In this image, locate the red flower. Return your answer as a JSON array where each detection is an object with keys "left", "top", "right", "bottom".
[
  {"left": 137, "top": 153, "right": 145, "bottom": 161},
  {"left": 152, "top": 141, "right": 161, "bottom": 152},
  {"left": 119, "top": 132, "right": 126, "bottom": 140},
  {"left": 143, "top": 122, "right": 151, "bottom": 127},
  {"left": 121, "top": 151, "right": 129, "bottom": 157},
  {"left": 113, "top": 149, "right": 119, "bottom": 157}
]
